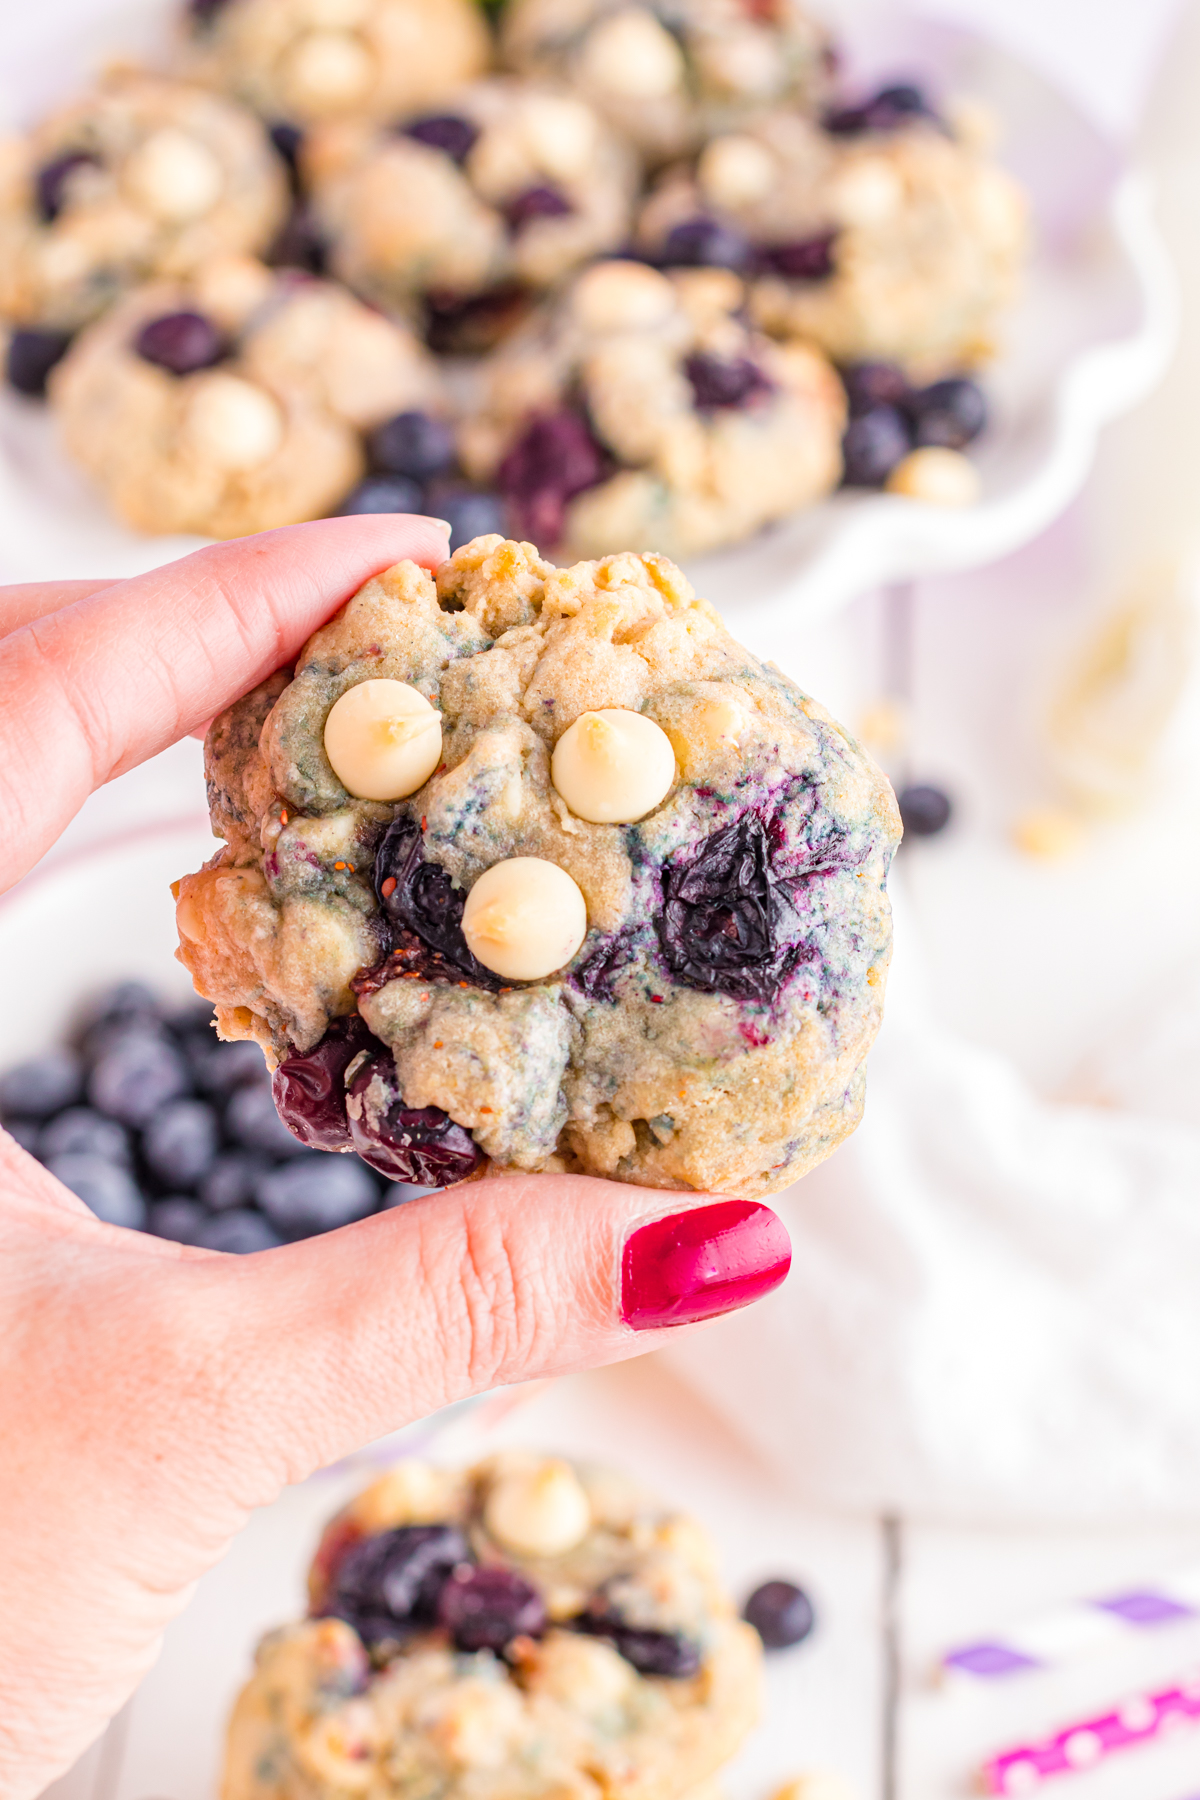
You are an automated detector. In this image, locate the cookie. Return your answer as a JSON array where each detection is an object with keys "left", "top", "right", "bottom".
[
  {"left": 458, "top": 260, "right": 845, "bottom": 561},
  {"left": 182, "top": 0, "right": 490, "bottom": 129},
  {"left": 51, "top": 256, "right": 440, "bottom": 537},
  {"left": 173, "top": 536, "right": 897, "bottom": 1198},
  {"left": 303, "top": 80, "right": 637, "bottom": 334},
  {"left": 501, "top": 0, "right": 832, "bottom": 166},
  {"left": 221, "top": 1452, "right": 763, "bottom": 1800},
  {"left": 637, "top": 101, "right": 1028, "bottom": 377},
  {"left": 0, "top": 70, "right": 288, "bottom": 332}
]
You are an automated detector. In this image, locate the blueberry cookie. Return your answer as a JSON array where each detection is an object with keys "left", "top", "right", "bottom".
[
  {"left": 638, "top": 95, "right": 1028, "bottom": 377},
  {"left": 182, "top": 0, "right": 490, "bottom": 129},
  {"left": 222, "top": 1452, "right": 763, "bottom": 1800},
  {"left": 458, "top": 260, "right": 845, "bottom": 561},
  {"left": 51, "top": 256, "right": 440, "bottom": 536},
  {"left": 500, "top": 0, "right": 833, "bottom": 167},
  {"left": 0, "top": 70, "right": 288, "bottom": 334},
  {"left": 173, "top": 536, "right": 897, "bottom": 1198},
  {"left": 303, "top": 81, "right": 636, "bottom": 335}
]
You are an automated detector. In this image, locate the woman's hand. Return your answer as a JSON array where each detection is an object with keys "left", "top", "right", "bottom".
[{"left": 0, "top": 519, "right": 791, "bottom": 1800}]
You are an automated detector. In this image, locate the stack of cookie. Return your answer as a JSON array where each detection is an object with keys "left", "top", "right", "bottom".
[{"left": 0, "top": 0, "right": 1028, "bottom": 554}]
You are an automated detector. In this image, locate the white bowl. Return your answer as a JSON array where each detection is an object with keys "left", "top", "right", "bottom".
[{"left": 0, "top": 6, "right": 1176, "bottom": 640}]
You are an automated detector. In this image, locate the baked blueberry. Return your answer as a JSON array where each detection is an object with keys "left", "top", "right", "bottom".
[
  {"left": 660, "top": 216, "right": 753, "bottom": 270},
  {"left": 373, "top": 816, "right": 499, "bottom": 990},
  {"left": 368, "top": 410, "right": 456, "bottom": 482},
  {"left": 437, "top": 1565, "right": 546, "bottom": 1653},
  {"left": 684, "top": 353, "right": 773, "bottom": 411},
  {"left": 194, "top": 1208, "right": 284, "bottom": 1253},
  {"left": 330, "top": 1524, "right": 471, "bottom": 1645},
  {"left": 268, "top": 203, "right": 328, "bottom": 274},
  {"left": 403, "top": 114, "right": 479, "bottom": 165},
  {"left": 147, "top": 1196, "right": 209, "bottom": 1243},
  {"left": 908, "top": 376, "right": 987, "bottom": 450},
  {"left": 337, "top": 474, "right": 424, "bottom": 517},
  {"left": 38, "top": 1106, "right": 132, "bottom": 1166},
  {"left": 762, "top": 234, "right": 837, "bottom": 280},
  {"left": 35, "top": 150, "right": 99, "bottom": 224},
  {"left": 897, "top": 783, "right": 953, "bottom": 837},
  {"left": 134, "top": 311, "right": 226, "bottom": 375},
  {"left": 841, "top": 404, "right": 912, "bottom": 486},
  {"left": 142, "top": 1098, "right": 221, "bottom": 1188},
  {"left": 575, "top": 1608, "right": 701, "bottom": 1677},
  {"left": 743, "top": 1579, "right": 816, "bottom": 1649},
  {"left": 0, "top": 1049, "right": 84, "bottom": 1119},
  {"left": 505, "top": 184, "right": 573, "bottom": 232},
  {"left": 658, "top": 814, "right": 809, "bottom": 1004},
  {"left": 346, "top": 1053, "right": 485, "bottom": 1187},
  {"left": 254, "top": 1152, "right": 378, "bottom": 1238},
  {"left": 6, "top": 329, "right": 73, "bottom": 397},
  {"left": 46, "top": 1151, "right": 146, "bottom": 1230},
  {"left": 272, "top": 1014, "right": 380, "bottom": 1150},
  {"left": 497, "top": 410, "right": 606, "bottom": 548}
]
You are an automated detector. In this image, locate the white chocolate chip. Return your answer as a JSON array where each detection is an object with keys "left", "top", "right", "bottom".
[
  {"left": 698, "top": 133, "right": 777, "bottom": 210},
  {"left": 885, "top": 446, "right": 981, "bottom": 506},
  {"left": 282, "top": 30, "right": 374, "bottom": 111},
  {"left": 123, "top": 129, "right": 224, "bottom": 223},
  {"left": 323, "top": 679, "right": 442, "bottom": 802},
  {"left": 352, "top": 1460, "right": 455, "bottom": 1530},
  {"left": 182, "top": 372, "right": 284, "bottom": 470},
  {"left": 520, "top": 94, "right": 598, "bottom": 183},
  {"left": 462, "top": 858, "right": 587, "bottom": 982},
  {"left": 580, "top": 8, "right": 686, "bottom": 99},
  {"left": 571, "top": 260, "right": 676, "bottom": 334},
  {"left": 484, "top": 1459, "right": 592, "bottom": 1558},
  {"left": 551, "top": 709, "right": 675, "bottom": 824},
  {"left": 832, "top": 156, "right": 904, "bottom": 226},
  {"left": 192, "top": 254, "right": 275, "bottom": 331}
]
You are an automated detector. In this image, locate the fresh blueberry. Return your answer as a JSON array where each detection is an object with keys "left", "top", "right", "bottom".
[
  {"left": 46, "top": 1152, "right": 146, "bottom": 1230},
  {"left": 35, "top": 150, "right": 99, "bottom": 224},
  {"left": 336, "top": 474, "right": 424, "bottom": 517},
  {"left": 187, "top": 1035, "right": 267, "bottom": 1098},
  {"left": 254, "top": 1151, "right": 378, "bottom": 1238},
  {"left": 135, "top": 311, "right": 226, "bottom": 376},
  {"left": 743, "top": 1579, "right": 816, "bottom": 1649},
  {"left": 684, "top": 352, "right": 773, "bottom": 411},
  {"left": 505, "top": 184, "right": 573, "bottom": 232},
  {"left": 88, "top": 1031, "right": 190, "bottom": 1127},
  {"left": 762, "top": 233, "right": 837, "bottom": 280},
  {"left": 268, "top": 204, "right": 327, "bottom": 274},
  {"left": 368, "top": 410, "right": 456, "bottom": 481},
  {"left": 908, "top": 376, "right": 987, "bottom": 450},
  {"left": 200, "top": 1152, "right": 271, "bottom": 1212},
  {"left": 0, "top": 1048, "right": 84, "bottom": 1119},
  {"left": 147, "top": 1196, "right": 209, "bottom": 1243},
  {"left": 271, "top": 1014, "right": 378, "bottom": 1151},
  {"left": 38, "top": 1106, "right": 131, "bottom": 1166},
  {"left": 4, "top": 1117, "right": 42, "bottom": 1154},
  {"left": 437, "top": 1565, "right": 546, "bottom": 1653},
  {"left": 142, "top": 1098, "right": 220, "bottom": 1189},
  {"left": 347, "top": 1052, "right": 484, "bottom": 1187},
  {"left": 660, "top": 216, "right": 753, "bottom": 271},
  {"left": 841, "top": 404, "right": 911, "bottom": 487},
  {"left": 434, "top": 488, "right": 508, "bottom": 553},
  {"left": 330, "top": 1524, "right": 471, "bottom": 1645},
  {"left": 194, "top": 1208, "right": 284, "bottom": 1253},
  {"left": 841, "top": 361, "right": 911, "bottom": 415},
  {"left": 6, "top": 329, "right": 72, "bottom": 397},
  {"left": 403, "top": 114, "right": 479, "bottom": 165},
  {"left": 898, "top": 783, "right": 953, "bottom": 838},
  {"left": 497, "top": 410, "right": 605, "bottom": 549},
  {"left": 225, "top": 1081, "right": 308, "bottom": 1157}
]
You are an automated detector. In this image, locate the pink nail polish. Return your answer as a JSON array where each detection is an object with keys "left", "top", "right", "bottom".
[{"left": 621, "top": 1199, "right": 791, "bottom": 1330}]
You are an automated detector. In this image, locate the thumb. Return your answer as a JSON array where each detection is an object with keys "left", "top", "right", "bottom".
[{"left": 201, "top": 1172, "right": 791, "bottom": 1495}]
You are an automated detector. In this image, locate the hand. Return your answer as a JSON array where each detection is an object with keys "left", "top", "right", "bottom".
[{"left": 0, "top": 520, "right": 791, "bottom": 1800}]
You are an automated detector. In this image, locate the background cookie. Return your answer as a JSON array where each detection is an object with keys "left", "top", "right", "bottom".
[
  {"left": 174, "top": 537, "right": 898, "bottom": 1198},
  {"left": 459, "top": 260, "right": 846, "bottom": 561},
  {"left": 223, "top": 1452, "right": 763, "bottom": 1800},
  {"left": 0, "top": 70, "right": 288, "bottom": 333}
]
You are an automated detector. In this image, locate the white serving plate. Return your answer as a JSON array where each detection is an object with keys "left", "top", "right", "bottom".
[{"left": 0, "top": 5, "right": 1176, "bottom": 640}]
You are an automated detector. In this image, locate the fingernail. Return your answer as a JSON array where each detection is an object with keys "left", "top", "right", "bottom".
[
  {"left": 621, "top": 1199, "right": 791, "bottom": 1330},
  {"left": 428, "top": 518, "right": 453, "bottom": 534}
]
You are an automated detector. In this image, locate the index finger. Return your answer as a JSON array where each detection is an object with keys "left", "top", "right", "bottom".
[{"left": 0, "top": 513, "right": 451, "bottom": 895}]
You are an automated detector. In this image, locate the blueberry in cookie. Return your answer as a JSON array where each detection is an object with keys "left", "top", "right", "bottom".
[
  {"left": 174, "top": 535, "right": 898, "bottom": 1198},
  {"left": 222, "top": 1453, "right": 763, "bottom": 1800}
]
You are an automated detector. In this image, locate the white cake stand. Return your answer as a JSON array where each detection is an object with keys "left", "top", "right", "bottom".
[{"left": 0, "top": 8, "right": 1177, "bottom": 636}]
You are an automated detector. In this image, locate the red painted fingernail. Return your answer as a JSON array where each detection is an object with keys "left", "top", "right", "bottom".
[{"left": 621, "top": 1199, "right": 791, "bottom": 1330}]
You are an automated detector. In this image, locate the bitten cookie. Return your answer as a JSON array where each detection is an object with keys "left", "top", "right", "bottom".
[
  {"left": 181, "top": 0, "right": 490, "bottom": 129},
  {"left": 0, "top": 70, "right": 287, "bottom": 332},
  {"left": 637, "top": 99, "right": 1028, "bottom": 378},
  {"left": 458, "top": 260, "right": 845, "bottom": 561},
  {"left": 222, "top": 1452, "right": 763, "bottom": 1800},
  {"left": 501, "top": 0, "right": 832, "bottom": 166},
  {"left": 173, "top": 536, "right": 898, "bottom": 1198},
  {"left": 50, "top": 255, "right": 440, "bottom": 536},
  {"left": 303, "top": 80, "right": 637, "bottom": 330}
]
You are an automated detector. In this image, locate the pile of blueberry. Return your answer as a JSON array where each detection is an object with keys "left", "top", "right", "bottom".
[
  {"left": 337, "top": 407, "right": 508, "bottom": 553},
  {"left": 0, "top": 981, "right": 414, "bottom": 1251},
  {"left": 840, "top": 362, "right": 987, "bottom": 489}
]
